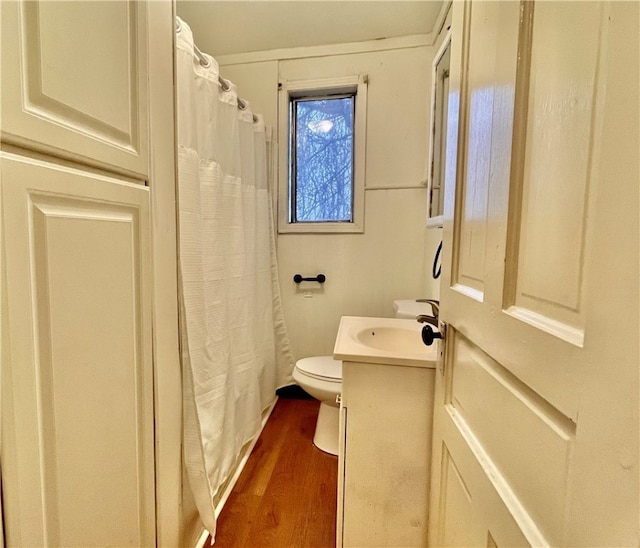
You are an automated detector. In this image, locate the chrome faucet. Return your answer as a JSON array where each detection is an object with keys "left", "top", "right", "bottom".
[
  {"left": 415, "top": 299, "right": 440, "bottom": 327},
  {"left": 416, "top": 314, "right": 438, "bottom": 328}
]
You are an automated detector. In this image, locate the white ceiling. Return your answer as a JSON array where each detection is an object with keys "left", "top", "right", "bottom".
[{"left": 177, "top": 1, "right": 445, "bottom": 57}]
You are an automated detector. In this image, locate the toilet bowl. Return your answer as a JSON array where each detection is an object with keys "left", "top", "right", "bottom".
[
  {"left": 292, "top": 356, "right": 342, "bottom": 455},
  {"left": 293, "top": 300, "right": 436, "bottom": 455}
]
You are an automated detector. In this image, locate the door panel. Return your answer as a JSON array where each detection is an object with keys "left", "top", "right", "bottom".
[
  {"left": 436, "top": 429, "right": 534, "bottom": 548},
  {"left": 445, "top": 332, "right": 574, "bottom": 542},
  {"left": 444, "top": 0, "right": 605, "bottom": 420},
  {"left": 438, "top": 445, "right": 482, "bottom": 548},
  {"left": 505, "top": 2, "right": 602, "bottom": 342},
  {"left": 450, "top": 1, "right": 500, "bottom": 302},
  {"left": 431, "top": 1, "right": 639, "bottom": 546},
  {"left": 1, "top": 1, "right": 148, "bottom": 177},
  {"left": 1, "top": 153, "right": 154, "bottom": 546}
]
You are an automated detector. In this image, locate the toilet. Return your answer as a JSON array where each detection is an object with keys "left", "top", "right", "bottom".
[
  {"left": 292, "top": 356, "right": 342, "bottom": 455},
  {"left": 292, "top": 299, "right": 435, "bottom": 455}
]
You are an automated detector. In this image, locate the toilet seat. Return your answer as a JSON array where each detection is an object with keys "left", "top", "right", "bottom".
[{"left": 294, "top": 356, "right": 342, "bottom": 383}]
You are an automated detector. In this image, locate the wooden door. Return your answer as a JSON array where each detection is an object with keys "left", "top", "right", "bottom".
[{"left": 429, "top": 2, "right": 639, "bottom": 546}]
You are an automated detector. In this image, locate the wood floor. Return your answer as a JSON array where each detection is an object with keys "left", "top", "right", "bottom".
[{"left": 207, "top": 393, "right": 338, "bottom": 547}]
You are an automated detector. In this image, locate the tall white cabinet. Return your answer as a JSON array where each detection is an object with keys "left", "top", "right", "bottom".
[{"left": 1, "top": 1, "right": 162, "bottom": 545}]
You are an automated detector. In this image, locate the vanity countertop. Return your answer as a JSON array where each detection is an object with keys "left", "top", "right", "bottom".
[{"left": 333, "top": 315, "right": 438, "bottom": 368}]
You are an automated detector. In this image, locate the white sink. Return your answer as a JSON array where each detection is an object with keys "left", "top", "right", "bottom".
[
  {"left": 333, "top": 316, "right": 438, "bottom": 368},
  {"left": 355, "top": 325, "right": 426, "bottom": 354}
]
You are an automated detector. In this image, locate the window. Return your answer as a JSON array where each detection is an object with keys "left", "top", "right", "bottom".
[
  {"left": 278, "top": 75, "right": 368, "bottom": 233},
  {"left": 291, "top": 95, "right": 354, "bottom": 223}
]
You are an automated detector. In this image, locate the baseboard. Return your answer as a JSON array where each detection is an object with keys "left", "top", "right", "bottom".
[
  {"left": 194, "top": 396, "right": 279, "bottom": 547},
  {"left": 194, "top": 528, "right": 210, "bottom": 548}
]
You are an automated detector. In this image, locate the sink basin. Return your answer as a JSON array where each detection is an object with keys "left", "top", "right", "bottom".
[
  {"left": 333, "top": 316, "right": 438, "bottom": 368},
  {"left": 355, "top": 326, "right": 426, "bottom": 353}
]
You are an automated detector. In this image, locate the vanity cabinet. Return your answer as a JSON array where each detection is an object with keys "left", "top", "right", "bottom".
[{"left": 337, "top": 360, "right": 436, "bottom": 547}]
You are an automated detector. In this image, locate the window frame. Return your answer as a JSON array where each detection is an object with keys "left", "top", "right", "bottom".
[{"left": 278, "top": 75, "right": 368, "bottom": 234}]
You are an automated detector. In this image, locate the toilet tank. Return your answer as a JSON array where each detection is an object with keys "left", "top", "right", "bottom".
[{"left": 393, "top": 299, "right": 434, "bottom": 319}]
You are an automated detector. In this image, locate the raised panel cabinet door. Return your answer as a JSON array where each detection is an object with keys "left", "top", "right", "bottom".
[
  {"left": 1, "top": 152, "right": 155, "bottom": 547},
  {"left": 1, "top": 0, "right": 149, "bottom": 178},
  {"left": 429, "top": 1, "right": 638, "bottom": 546}
]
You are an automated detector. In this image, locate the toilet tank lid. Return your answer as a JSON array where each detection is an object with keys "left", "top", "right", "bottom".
[
  {"left": 393, "top": 299, "right": 435, "bottom": 319},
  {"left": 296, "top": 356, "right": 342, "bottom": 380}
]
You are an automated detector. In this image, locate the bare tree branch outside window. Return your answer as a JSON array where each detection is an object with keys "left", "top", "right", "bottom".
[{"left": 292, "top": 96, "right": 355, "bottom": 222}]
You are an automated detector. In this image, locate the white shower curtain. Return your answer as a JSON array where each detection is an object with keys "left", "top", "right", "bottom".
[{"left": 175, "top": 18, "right": 294, "bottom": 538}]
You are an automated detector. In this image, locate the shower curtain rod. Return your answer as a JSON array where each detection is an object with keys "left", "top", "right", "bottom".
[{"left": 176, "top": 18, "right": 258, "bottom": 122}]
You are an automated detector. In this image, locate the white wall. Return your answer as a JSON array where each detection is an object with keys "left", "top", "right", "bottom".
[
  {"left": 174, "top": 11, "right": 452, "bottom": 353},
  {"left": 173, "top": 16, "right": 449, "bottom": 359},
  {"left": 218, "top": 39, "right": 443, "bottom": 360}
]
